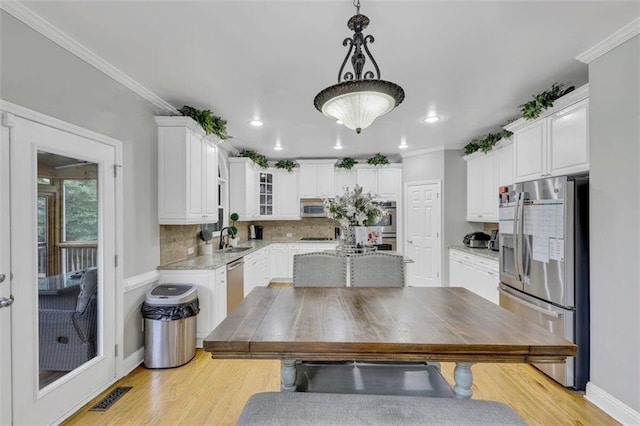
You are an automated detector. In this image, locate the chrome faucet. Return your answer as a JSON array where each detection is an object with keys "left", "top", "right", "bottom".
[{"left": 218, "top": 227, "right": 231, "bottom": 250}]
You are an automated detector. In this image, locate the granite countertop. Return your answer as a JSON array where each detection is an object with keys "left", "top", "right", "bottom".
[
  {"left": 158, "top": 239, "right": 340, "bottom": 270},
  {"left": 449, "top": 245, "right": 499, "bottom": 261}
]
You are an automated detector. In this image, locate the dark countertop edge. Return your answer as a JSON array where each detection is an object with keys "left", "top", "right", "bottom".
[
  {"left": 158, "top": 239, "right": 340, "bottom": 270},
  {"left": 449, "top": 245, "right": 499, "bottom": 261}
]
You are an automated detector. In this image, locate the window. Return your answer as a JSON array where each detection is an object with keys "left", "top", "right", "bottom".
[{"left": 203, "top": 152, "right": 229, "bottom": 235}]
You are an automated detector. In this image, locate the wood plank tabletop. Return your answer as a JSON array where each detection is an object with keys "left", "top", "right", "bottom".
[{"left": 203, "top": 287, "right": 576, "bottom": 363}]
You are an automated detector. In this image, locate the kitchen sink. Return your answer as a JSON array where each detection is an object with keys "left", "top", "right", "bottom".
[{"left": 224, "top": 246, "right": 252, "bottom": 253}]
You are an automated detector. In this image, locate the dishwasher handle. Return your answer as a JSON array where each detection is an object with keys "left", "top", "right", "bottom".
[{"left": 227, "top": 259, "right": 244, "bottom": 271}]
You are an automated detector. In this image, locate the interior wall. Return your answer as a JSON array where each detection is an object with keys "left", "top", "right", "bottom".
[
  {"left": 403, "top": 150, "right": 474, "bottom": 284},
  {"left": 0, "top": 11, "right": 160, "bottom": 278},
  {"left": 588, "top": 35, "right": 640, "bottom": 412},
  {"left": 1, "top": 11, "right": 162, "bottom": 359}
]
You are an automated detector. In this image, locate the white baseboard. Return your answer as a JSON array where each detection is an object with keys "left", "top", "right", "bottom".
[
  {"left": 123, "top": 347, "right": 145, "bottom": 376},
  {"left": 585, "top": 382, "right": 640, "bottom": 425}
]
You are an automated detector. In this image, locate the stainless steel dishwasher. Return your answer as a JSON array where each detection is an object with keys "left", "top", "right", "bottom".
[{"left": 226, "top": 258, "right": 244, "bottom": 314}]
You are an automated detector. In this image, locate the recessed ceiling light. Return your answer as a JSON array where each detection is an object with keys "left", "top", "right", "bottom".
[
  {"left": 250, "top": 120, "right": 264, "bottom": 127},
  {"left": 424, "top": 115, "right": 440, "bottom": 123},
  {"left": 336, "top": 120, "right": 343, "bottom": 125},
  {"left": 398, "top": 137, "right": 408, "bottom": 149},
  {"left": 274, "top": 139, "right": 283, "bottom": 151},
  {"left": 334, "top": 140, "right": 343, "bottom": 150}
]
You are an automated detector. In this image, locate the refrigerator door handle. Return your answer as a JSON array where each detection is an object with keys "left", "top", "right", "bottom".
[
  {"left": 514, "top": 192, "right": 525, "bottom": 282},
  {"left": 498, "top": 288, "right": 563, "bottom": 319}
]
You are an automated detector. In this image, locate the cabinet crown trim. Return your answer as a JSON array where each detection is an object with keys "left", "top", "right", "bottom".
[{"left": 505, "top": 84, "right": 589, "bottom": 132}]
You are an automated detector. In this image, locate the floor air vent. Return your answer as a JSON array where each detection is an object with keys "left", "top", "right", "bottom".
[{"left": 89, "top": 386, "right": 132, "bottom": 411}]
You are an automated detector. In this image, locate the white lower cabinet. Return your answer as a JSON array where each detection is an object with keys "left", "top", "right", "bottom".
[
  {"left": 449, "top": 249, "right": 499, "bottom": 305},
  {"left": 244, "top": 247, "right": 271, "bottom": 296},
  {"left": 159, "top": 266, "right": 227, "bottom": 347},
  {"left": 269, "top": 243, "right": 339, "bottom": 279}
]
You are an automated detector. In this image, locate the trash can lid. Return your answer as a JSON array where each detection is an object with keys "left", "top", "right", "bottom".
[{"left": 145, "top": 284, "right": 198, "bottom": 305}]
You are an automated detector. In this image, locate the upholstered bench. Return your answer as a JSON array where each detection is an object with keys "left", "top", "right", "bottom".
[{"left": 237, "top": 392, "right": 527, "bottom": 425}]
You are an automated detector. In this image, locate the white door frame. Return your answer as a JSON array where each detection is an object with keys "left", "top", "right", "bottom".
[
  {"left": 404, "top": 180, "right": 443, "bottom": 286},
  {"left": 1, "top": 100, "right": 124, "bottom": 424}
]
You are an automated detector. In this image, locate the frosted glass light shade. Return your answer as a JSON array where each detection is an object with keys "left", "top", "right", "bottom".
[{"left": 314, "top": 79, "right": 405, "bottom": 133}]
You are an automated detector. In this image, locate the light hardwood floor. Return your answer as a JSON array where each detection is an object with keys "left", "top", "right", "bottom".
[{"left": 63, "top": 349, "right": 618, "bottom": 425}]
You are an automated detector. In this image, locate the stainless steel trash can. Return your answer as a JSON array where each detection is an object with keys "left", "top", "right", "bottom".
[{"left": 142, "top": 284, "right": 199, "bottom": 368}]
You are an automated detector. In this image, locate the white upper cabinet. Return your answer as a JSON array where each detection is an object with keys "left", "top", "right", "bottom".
[
  {"left": 156, "top": 116, "right": 219, "bottom": 225},
  {"left": 507, "top": 84, "right": 589, "bottom": 183},
  {"left": 273, "top": 169, "right": 300, "bottom": 219},
  {"left": 334, "top": 168, "right": 357, "bottom": 195},
  {"left": 354, "top": 164, "right": 402, "bottom": 200},
  {"left": 495, "top": 142, "right": 514, "bottom": 187},
  {"left": 465, "top": 139, "right": 512, "bottom": 223},
  {"left": 298, "top": 159, "right": 336, "bottom": 198},
  {"left": 229, "top": 157, "right": 260, "bottom": 220}
]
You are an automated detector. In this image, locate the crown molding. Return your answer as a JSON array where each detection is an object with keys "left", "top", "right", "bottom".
[
  {"left": 401, "top": 146, "right": 454, "bottom": 158},
  {"left": 577, "top": 18, "right": 640, "bottom": 64},
  {"left": 0, "top": 1, "right": 178, "bottom": 115}
]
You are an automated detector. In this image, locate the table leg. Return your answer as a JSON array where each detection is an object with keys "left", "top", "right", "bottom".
[
  {"left": 280, "top": 359, "right": 297, "bottom": 392},
  {"left": 453, "top": 362, "right": 474, "bottom": 399}
]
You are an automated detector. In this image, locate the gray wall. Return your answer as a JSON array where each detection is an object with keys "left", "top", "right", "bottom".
[
  {"left": 588, "top": 35, "right": 640, "bottom": 412},
  {"left": 403, "top": 150, "right": 473, "bottom": 284},
  {"left": 0, "top": 11, "right": 160, "bottom": 278},
  {"left": 1, "top": 12, "right": 161, "bottom": 358}
]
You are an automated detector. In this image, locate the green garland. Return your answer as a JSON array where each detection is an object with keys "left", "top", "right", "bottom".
[
  {"left": 238, "top": 149, "right": 269, "bottom": 168},
  {"left": 519, "top": 83, "right": 575, "bottom": 120},
  {"left": 274, "top": 159, "right": 297, "bottom": 172},
  {"left": 464, "top": 130, "right": 513, "bottom": 155},
  {"left": 336, "top": 157, "right": 358, "bottom": 170},
  {"left": 367, "top": 153, "right": 389, "bottom": 166},
  {"left": 178, "top": 105, "right": 232, "bottom": 140}
]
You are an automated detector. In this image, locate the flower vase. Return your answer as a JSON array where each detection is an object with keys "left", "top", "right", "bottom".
[{"left": 341, "top": 224, "right": 357, "bottom": 246}]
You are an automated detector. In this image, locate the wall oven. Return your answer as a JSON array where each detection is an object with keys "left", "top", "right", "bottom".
[{"left": 373, "top": 201, "right": 396, "bottom": 236}]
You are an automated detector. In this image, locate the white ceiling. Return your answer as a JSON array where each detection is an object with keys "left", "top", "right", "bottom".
[{"left": 21, "top": 1, "right": 639, "bottom": 160}]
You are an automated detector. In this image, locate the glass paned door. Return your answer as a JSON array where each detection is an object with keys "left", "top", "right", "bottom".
[
  {"left": 37, "top": 152, "right": 99, "bottom": 389},
  {"left": 10, "top": 115, "right": 117, "bottom": 425}
]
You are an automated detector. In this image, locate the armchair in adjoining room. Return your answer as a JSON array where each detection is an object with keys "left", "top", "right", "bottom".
[{"left": 39, "top": 268, "right": 98, "bottom": 372}]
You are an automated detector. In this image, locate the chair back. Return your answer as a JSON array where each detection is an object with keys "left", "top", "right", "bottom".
[
  {"left": 350, "top": 252, "right": 405, "bottom": 287},
  {"left": 76, "top": 268, "right": 98, "bottom": 313},
  {"left": 293, "top": 253, "right": 348, "bottom": 287}
]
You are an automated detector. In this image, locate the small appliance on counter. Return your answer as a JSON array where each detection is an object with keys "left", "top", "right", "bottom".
[
  {"left": 463, "top": 232, "right": 491, "bottom": 248},
  {"left": 488, "top": 230, "right": 499, "bottom": 251},
  {"left": 249, "top": 225, "right": 264, "bottom": 240}
]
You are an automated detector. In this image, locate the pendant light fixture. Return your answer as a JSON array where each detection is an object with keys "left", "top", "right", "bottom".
[{"left": 314, "top": 0, "right": 405, "bottom": 134}]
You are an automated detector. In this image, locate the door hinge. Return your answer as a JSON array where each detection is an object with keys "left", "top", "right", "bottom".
[
  {"left": 115, "top": 344, "right": 119, "bottom": 357},
  {"left": 113, "top": 163, "right": 122, "bottom": 177},
  {"left": 115, "top": 254, "right": 118, "bottom": 267}
]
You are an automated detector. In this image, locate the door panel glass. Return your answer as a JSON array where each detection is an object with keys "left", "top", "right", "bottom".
[{"left": 37, "top": 151, "right": 99, "bottom": 389}]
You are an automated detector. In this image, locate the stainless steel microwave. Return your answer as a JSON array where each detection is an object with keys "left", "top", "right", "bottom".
[{"left": 300, "top": 199, "right": 327, "bottom": 218}]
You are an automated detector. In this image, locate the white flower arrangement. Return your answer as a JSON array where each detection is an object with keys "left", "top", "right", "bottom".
[{"left": 324, "top": 185, "right": 386, "bottom": 227}]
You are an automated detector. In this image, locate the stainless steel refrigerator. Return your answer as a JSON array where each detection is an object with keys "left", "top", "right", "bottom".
[{"left": 497, "top": 175, "right": 589, "bottom": 390}]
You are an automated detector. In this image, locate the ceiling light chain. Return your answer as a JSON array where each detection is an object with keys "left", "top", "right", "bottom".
[{"left": 314, "top": 0, "right": 404, "bottom": 134}]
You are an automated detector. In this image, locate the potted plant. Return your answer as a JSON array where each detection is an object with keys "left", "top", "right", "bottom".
[
  {"left": 229, "top": 212, "right": 240, "bottom": 247},
  {"left": 178, "top": 105, "right": 232, "bottom": 140},
  {"left": 275, "top": 159, "right": 297, "bottom": 172},
  {"left": 198, "top": 224, "right": 213, "bottom": 255},
  {"left": 238, "top": 149, "right": 269, "bottom": 168},
  {"left": 336, "top": 157, "right": 358, "bottom": 170},
  {"left": 367, "top": 153, "right": 389, "bottom": 166}
]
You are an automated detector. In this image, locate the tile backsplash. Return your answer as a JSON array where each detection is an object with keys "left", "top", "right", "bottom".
[{"left": 159, "top": 218, "right": 340, "bottom": 265}]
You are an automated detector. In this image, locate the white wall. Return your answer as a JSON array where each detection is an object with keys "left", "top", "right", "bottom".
[
  {"left": 402, "top": 149, "right": 473, "bottom": 284},
  {"left": 588, "top": 35, "right": 640, "bottom": 413},
  {"left": 1, "top": 11, "right": 161, "bottom": 358}
]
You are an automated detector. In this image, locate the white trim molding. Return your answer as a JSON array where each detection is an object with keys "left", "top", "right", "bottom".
[
  {"left": 0, "top": 1, "right": 178, "bottom": 115},
  {"left": 123, "top": 347, "right": 145, "bottom": 376},
  {"left": 577, "top": 18, "right": 640, "bottom": 64},
  {"left": 124, "top": 270, "right": 160, "bottom": 293},
  {"left": 585, "top": 382, "right": 640, "bottom": 425}
]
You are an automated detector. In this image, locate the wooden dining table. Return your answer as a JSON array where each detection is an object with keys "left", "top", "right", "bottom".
[{"left": 203, "top": 286, "right": 576, "bottom": 399}]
